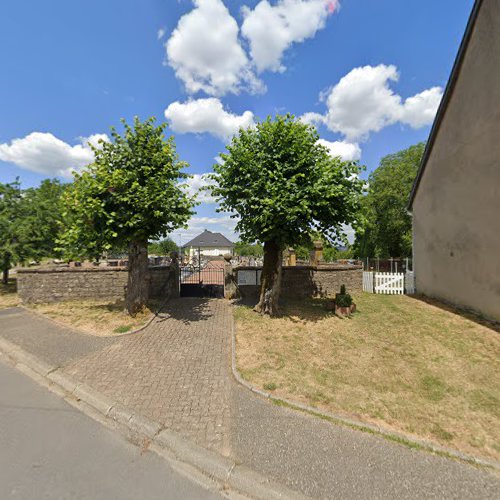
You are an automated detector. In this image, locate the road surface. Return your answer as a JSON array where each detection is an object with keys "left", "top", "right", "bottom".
[{"left": 0, "top": 358, "right": 221, "bottom": 500}]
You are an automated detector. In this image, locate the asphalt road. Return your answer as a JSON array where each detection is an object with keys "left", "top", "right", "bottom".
[{"left": 0, "top": 359, "right": 221, "bottom": 500}]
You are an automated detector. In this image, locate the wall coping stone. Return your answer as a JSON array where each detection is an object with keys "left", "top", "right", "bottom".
[
  {"left": 235, "top": 265, "right": 362, "bottom": 272},
  {"left": 17, "top": 265, "right": 171, "bottom": 274}
]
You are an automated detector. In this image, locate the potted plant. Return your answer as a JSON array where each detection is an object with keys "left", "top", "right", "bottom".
[{"left": 334, "top": 285, "right": 356, "bottom": 317}]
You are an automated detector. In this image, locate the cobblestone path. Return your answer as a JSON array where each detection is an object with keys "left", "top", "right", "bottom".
[{"left": 65, "top": 298, "right": 232, "bottom": 454}]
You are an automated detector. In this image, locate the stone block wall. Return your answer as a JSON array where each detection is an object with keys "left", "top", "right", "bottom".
[
  {"left": 234, "top": 265, "right": 362, "bottom": 301},
  {"left": 17, "top": 265, "right": 177, "bottom": 304}
]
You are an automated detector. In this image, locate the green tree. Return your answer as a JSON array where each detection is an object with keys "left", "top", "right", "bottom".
[
  {"left": 234, "top": 241, "right": 264, "bottom": 257},
  {"left": 59, "top": 117, "right": 195, "bottom": 315},
  {"left": 353, "top": 142, "right": 424, "bottom": 258},
  {"left": 149, "top": 237, "right": 178, "bottom": 256},
  {"left": 0, "top": 178, "right": 65, "bottom": 283},
  {"left": 211, "top": 114, "right": 363, "bottom": 316},
  {"left": 20, "top": 179, "right": 67, "bottom": 259},
  {"left": 0, "top": 180, "right": 23, "bottom": 284}
]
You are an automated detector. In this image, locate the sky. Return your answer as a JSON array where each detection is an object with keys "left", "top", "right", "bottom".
[{"left": 0, "top": 0, "right": 474, "bottom": 246}]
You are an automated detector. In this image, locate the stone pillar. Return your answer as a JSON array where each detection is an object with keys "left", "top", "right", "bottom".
[
  {"left": 283, "top": 248, "right": 290, "bottom": 266},
  {"left": 170, "top": 251, "right": 180, "bottom": 298},
  {"left": 289, "top": 248, "right": 297, "bottom": 266},
  {"left": 224, "top": 254, "right": 238, "bottom": 299},
  {"left": 310, "top": 240, "right": 323, "bottom": 266}
]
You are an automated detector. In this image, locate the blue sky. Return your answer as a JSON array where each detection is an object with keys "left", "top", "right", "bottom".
[{"left": 0, "top": 0, "right": 474, "bottom": 245}]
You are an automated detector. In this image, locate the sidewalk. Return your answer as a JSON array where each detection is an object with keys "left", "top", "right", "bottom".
[{"left": 1, "top": 302, "right": 499, "bottom": 499}]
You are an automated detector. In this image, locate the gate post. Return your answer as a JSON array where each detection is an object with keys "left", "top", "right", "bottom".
[
  {"left": 224, "top": 254, "right": 238, "bottom": 299},
  {"left": 170, "top": 251, "right": 180, "bottom": 298}
]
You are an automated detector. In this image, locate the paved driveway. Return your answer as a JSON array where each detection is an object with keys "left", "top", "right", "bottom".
[{"left": 1, "top": 300, "right": 499, "bottom": 499}]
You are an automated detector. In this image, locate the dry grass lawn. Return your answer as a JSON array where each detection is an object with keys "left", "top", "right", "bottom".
[
  {"left": 0, "top": 279, "right": 154, "bottom": 336},
  {"left": 235, "top": 293, "right": 500, "bottom": 461},
  {"left": 29, "top": 299, "right": 156, "bottom": 336},
  {"left": 0, "top": 279, "right": 20, "bottom": 309}
]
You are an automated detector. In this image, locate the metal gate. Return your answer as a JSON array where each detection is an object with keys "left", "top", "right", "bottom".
[{"left": 179, "top": 262, "right": 225, "bottom": 298}]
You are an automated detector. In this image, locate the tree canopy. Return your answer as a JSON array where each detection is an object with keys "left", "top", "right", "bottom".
[
  {"left": 353, "top": 142, "right": 424, "bottom": 258},
  {"left": 234, "top": 241, "right": 264, "bottom": 258},
  {"left": 0, "top": 178, "right": 65, "bottom": 283},
  {"left": 149, "top": 237, "right": 178, "bottom": 256},
  {"left": 211, "top": 114, "right": 363, "bottom": 315},
  {"left": 59, "top": 117, "right": 195, "bottom": 314}
]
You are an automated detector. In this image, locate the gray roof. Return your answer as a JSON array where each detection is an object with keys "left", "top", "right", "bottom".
[
  {"left": 408, "top": 0, "right": 482, "bottom": 210},
  {"left": 182, "top": 230, "right": 234, "bottom": 248}
]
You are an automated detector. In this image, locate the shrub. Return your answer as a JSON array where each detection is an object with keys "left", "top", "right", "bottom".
[{"left": 335, "top": 285, "right": 353, "bottom": 308}]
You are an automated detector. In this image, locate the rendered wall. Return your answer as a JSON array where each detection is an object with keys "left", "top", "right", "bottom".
[{"left": 412, "top": 0, "right": 500, "bottom": 321}]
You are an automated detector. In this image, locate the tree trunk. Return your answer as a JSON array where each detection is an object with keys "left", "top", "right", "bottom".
[
  {"left": 254, "top": 240, "right": 282, "bottom": 316},
  {"left": 126, "top": 239, "right": 150, "bottom": 316},
  {"left": 2, "top": 267, "right": 9, "bottom": 285}
]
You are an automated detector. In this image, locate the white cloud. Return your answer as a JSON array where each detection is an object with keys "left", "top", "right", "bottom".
[
  {"left": 310, "top": 64, "right": 443, "bottom": 141},
  {"left": 182, "top": 173, "right": 217, "bottom": 203},
  {"left": 300, "top": 112, "right": 325, "bottom": 127},
  {"left": 165, "top": 98, "right": 254, "bottom": 140},
  {"left": 0, "top": 132, "right": 109, "bottom": 178},
  {"left": 165, "top": 0, "right": 263, "bottom": 96},
  {"left": 157, "top": 27, "right": 166, "bottom": 40},
  {"left": 317, "top": 139, "right": 361, "bottom": 161},
  {"left": 400, "top": 87, "right": 443, "bottom": 128},
  {"left": 170, "top": 214, "right": 238, "bottom": 244},
  {"left": 241, "top": 0, "right": 339, "bottom": 73}
]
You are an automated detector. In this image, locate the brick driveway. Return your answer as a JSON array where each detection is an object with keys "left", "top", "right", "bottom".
[{"left": 65, "top": 298, "right": 232, "bottom": 455}]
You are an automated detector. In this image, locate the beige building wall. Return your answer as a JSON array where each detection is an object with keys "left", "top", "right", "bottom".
[{"left": 412, "top": 0, "right": 500, "bottom": 321}]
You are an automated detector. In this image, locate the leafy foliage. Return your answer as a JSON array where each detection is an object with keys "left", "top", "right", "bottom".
[
  {"left": 211, "top": 114, "right": 363, "bottom": 315},
  {"left": 211, "top": 114, "right": 364, "bottom": 249},
  {"left": 353, "top": 142, "right": 425, "bottom": 258},
  {"left": 0, "top": 178, "right": 65, "bottom": 281},
  {"left": 59, "top": 117, "right": 195, "bottom": 260},
  {"left": 234, "top": 241, "right": 264, "bottom": 257},
  {"left": 148, "top": 237, "right": 178, "bottom": 256}
]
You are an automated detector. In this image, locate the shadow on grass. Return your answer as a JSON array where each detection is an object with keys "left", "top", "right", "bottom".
[
  {"left": 408, "top": 294, "right": 500, "bottom": 334},
  {"left": 0, "top": 278, "right": 17, "bottom": 295},
  {"left": 235, "top": 296, "right": 339, "bottom": 323}
]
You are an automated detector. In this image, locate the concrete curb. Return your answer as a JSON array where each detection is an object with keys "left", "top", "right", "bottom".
[
  {"left": 229, "top": 307, "right": 500, "bottom": 472},
  {"left": 0, "top": 335, "right": 307, "bottom": 500}
]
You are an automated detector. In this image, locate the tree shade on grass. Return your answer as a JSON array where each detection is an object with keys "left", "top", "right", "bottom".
[
  {"left": 59, "top": 117, "right": 195, "bottom": 315},
  {"left": 211, "top": 114, "right": 363, "bottom": 316}
]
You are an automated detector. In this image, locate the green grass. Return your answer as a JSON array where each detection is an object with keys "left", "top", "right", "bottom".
[
  {"left": 113, "top": 325, "right": 133, "bottom": 334},
  {"left": 0, "top": 278, "right": 19, "bottom": 309},
  {"left": 235, "top": 293, "right": 500, "bottom": 461}
]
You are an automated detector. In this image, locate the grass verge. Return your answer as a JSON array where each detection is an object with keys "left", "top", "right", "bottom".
[
  {"left": 28, "top": 299, "right": 156, "bottom": 336},
  {"left": 234, "top": 293, "right": 500, "bottom": 462},
  {"left": 0, "top": 278, "right": 20, "bottom": 309}
]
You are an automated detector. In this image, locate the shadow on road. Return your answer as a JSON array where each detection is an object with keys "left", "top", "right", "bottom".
[{"left": 156, "top": 297, "right": 215, "bottom": 325}]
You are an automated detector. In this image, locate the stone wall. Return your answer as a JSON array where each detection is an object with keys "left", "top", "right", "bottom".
[
  {"left": 233, "top": 265, "right": 362, "bottom": 301},
  {"left": 17, "top": 265, "right": 178, "bottom": 304}
]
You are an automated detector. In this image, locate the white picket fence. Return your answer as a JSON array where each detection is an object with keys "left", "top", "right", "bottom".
[
  {"left": 363, "top": 271, "right": 415, "bottom": 295},
  {"left": 363, "top": 271, "right": 374, "bottom": 292}
]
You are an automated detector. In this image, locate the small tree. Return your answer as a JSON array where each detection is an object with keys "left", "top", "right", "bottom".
[
  {"left": 59, "top": 117, "right": 195, "bottom": 315},
  {"left": 211, "top": 114, "right": 363, "bottom": 316},
  {"left": 149, "top": 237, "right": 178, "bottom": 256}
]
